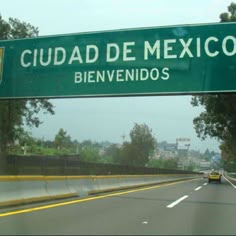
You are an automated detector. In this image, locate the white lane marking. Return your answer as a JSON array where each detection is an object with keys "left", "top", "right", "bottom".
[
  {"left": 223, "top": 175, "right": 236, "bottom": 189},
  {"left": 203, "top": 183, "right": 207, "bottom": 186},
  {"left": 166, "top": 195, "right": 188, "bottom": 208},
  {"left": 142, "top": 221, "right": 148, "bottom": 224},
  {"left": 194, "top": 186, "right": 202, "bottom": 191}
]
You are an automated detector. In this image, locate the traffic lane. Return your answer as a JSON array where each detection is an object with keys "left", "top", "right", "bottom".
[
  {"left": 183, "top": 176, "right": 236, "bottom": 235},
  {"left": 0, "top": 178, "right": 213, "bottom": 235},
  {"left": 0, "top": 178, "right": 205, "bottom": 235},
  {"left": 133, "top": 177, "right": 236, "bottom": 235}
]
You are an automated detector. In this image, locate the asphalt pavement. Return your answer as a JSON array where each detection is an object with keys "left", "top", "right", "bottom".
[{"left": 0, "top": 176, "right": 235, "bottom": 235}]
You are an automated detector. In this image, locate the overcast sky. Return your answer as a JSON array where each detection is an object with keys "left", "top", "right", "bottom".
[{"left": 1, "top": 0, "right": 233, "bottom": 153}]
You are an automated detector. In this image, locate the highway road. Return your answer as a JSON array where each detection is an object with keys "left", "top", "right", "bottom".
[{"left": 0, "top": 176, "right": 236, "bottom": 235}]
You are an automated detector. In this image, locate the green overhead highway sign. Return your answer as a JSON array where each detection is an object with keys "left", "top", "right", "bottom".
[{"left": 0, "top": 22, "right": 236, "bottom": 99}]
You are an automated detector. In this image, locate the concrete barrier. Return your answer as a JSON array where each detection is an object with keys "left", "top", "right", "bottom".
[
  {"left": 44, "top": 176, "right": 78, "bottom": 200},
  {"left": 0, "top": 176, "right": 49, "bottom": 207},
  {"left": 0, "top": 174, "right": 201, "bottom": 208},
  {"left": 67, "top": 177, "right": 95, "bottom": 197}
]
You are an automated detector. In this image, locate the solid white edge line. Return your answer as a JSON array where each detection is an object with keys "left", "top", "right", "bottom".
[
  {"left": 203, "top": 183, "right": 207, "bottom": 186},
  {"left": 166, "top": 195, "right": 188, "bottom": 208},
  {"left": 223, "top": 174, "right": 236, "bottom": 189}
]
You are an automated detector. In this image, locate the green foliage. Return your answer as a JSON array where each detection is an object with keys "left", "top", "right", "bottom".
[
  {"left": 220, "top": 2, "right": 236, "bottom": 22},
  {"left": 119, "top": 142, "right": 135, "bottom": 165},
  {"left": 102, "top": 144, "right": 121, "bottom": 164},
  {"left": 6, "top": 132, "right": 78, "bottom": 156},
  {"left": 0, "top": 15, "right": 39, "bottom": 39},
  {"left": 119, "top": 123, "right": 156, "bottom": 166},
  {"left": 191, "top": 93, "right": 236, "bottom": 162},
  {"left": 54, "top": 128, "right": 72, "bottom": 150},
  {"left": 80, "top": 146, "right": 100, "bottom": 163},
  {"left": 191, "top": 2, "right": 236, "bottom": 163},
  {"left": 191, "top": 95, "right": 236, "bottom": 141},
  {"left": 222, "top": 159, "right": 236, "bottom": 172},
  {"left": 0, "top": 15, "right": 54, "bottom": 155},
  {"left": 0, "top": 100, "right": 54, "bottom": 156}
]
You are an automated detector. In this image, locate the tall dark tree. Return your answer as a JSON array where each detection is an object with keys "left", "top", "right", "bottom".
[
  {"left": 220, "top": 2, "right": 236, "bottom": 22},
  {"left": 119, "top": 123, "right": 156, "bottom": 166},
  {"left": 191, "top": 2, "right": 236, "bottom": 164},
  {"left": 0, "top": 16, "right": 54, "bottom": 169}
]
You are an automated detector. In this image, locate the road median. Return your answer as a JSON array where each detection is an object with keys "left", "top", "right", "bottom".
[{"left": 0, "top": 174, "right": 201, "bottom": 208}]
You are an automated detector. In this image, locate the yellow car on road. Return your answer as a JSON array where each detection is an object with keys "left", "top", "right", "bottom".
[{"left": 208, "top": 170, "right": 222, "bottom": 183}]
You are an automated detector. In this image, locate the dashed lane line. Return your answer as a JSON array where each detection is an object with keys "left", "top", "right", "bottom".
[
  {"left": 166, "top": 182, "right": 207, "bottom": 208},
  {"left": 194, "top": 186, "right": 202, "bottom": 191},
  {"left": 166, "top": 195, "right": 189, "bottom": 208}
]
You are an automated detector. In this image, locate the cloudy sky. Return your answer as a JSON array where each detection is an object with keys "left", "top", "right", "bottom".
[{"left": 1, "top": 0, "right": 233, "bottom": 153}]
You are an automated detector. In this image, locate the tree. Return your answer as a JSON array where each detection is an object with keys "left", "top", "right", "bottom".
[
  {"left": 191, "top": 2, "right": 236, "bottom": 165},
  {"left": 119, "top": 141, "right": 135, "bottom": 165},
  {"left": 103, "top": 144, "right": 121, "bottom": 164},
  {"left": 0, "top": 16, "right": 54, "bottom": 169},
  {"left": 80, "top": 146, "right": 100, "bottom": 163},
  {"left": 220, "top": 2, "right": 236, "bottom": 22},
  {"left": 54, "top": 128, "right": 71, "bottom": 150},
  {"left": 119, "top": 123, "right": 156, "bottom": 166}
]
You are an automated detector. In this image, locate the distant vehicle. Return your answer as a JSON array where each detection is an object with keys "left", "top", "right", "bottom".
[{"left": 208, "top": 170, "right": 221, "bottom": 183}]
